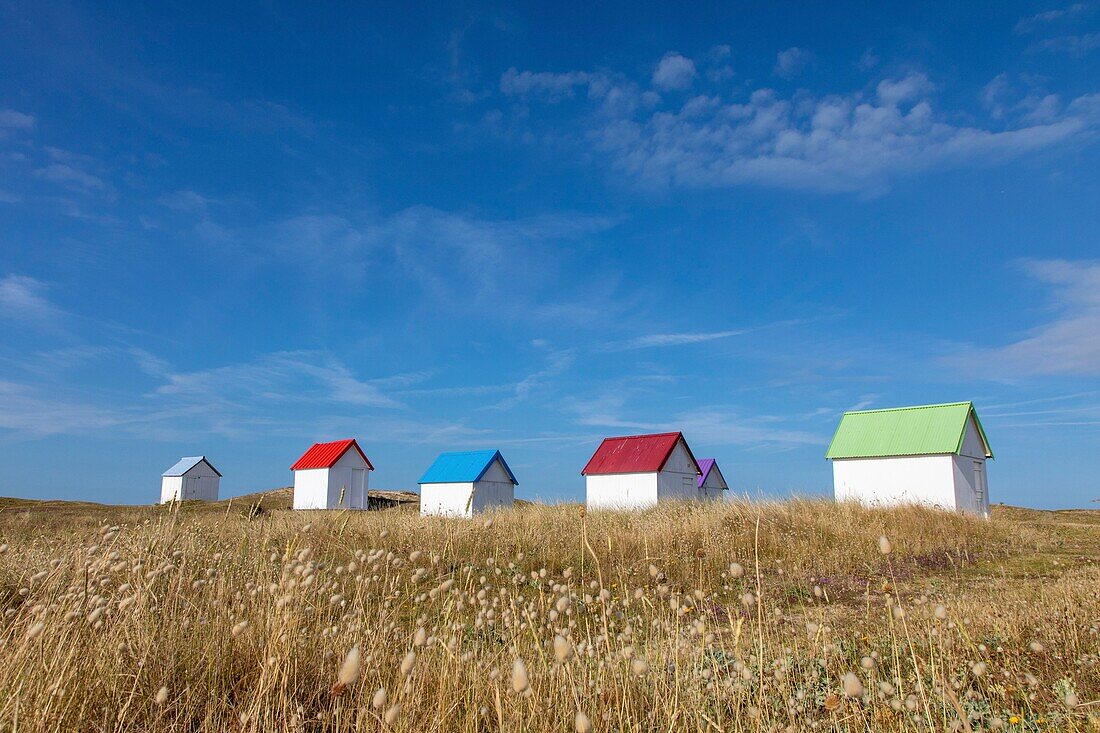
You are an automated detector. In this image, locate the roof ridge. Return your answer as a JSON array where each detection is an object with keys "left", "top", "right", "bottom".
[
  {"left": 843, "top": 401, "right": 971, "bottom": 415},
  {"left": 602, "top": 431, "right": 681, "bottom": 441}
]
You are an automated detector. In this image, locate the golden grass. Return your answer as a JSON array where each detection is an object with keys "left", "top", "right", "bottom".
[{"left": 0, "top": 498, "right": 1097, "bottom": 731}]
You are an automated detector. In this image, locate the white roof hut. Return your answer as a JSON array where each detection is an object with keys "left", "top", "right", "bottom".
[
  {"left": 826, "top": 401, "right": 993, "bottom": 516},
  {"left": 418, "top": 450, "right": 518, "bottom": 518},
  {"left": 160, "top": 456, "right": 221, "bottom": 503},
  {"left": 291, "top": 438, "right": 373, "bottom": 510},
  {"left": 581, "top": 432, "right": 702, "bottom": 510}
]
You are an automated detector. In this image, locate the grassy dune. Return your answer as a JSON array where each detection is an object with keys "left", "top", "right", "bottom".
[{"left": 0, "top": 497, "right": 1097, "bottom": 731}]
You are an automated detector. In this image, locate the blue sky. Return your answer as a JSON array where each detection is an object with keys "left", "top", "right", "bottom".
[{"left": 1, "top": 1, "right": 1098, "bottom": 508}]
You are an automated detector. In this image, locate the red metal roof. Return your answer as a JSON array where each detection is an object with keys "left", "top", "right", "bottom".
[
  {"left": 291, "top": 439, "right": 374, "bottom": 471},
  {"left": 581, "top": 432, "right": 701, "bottom": 476}
]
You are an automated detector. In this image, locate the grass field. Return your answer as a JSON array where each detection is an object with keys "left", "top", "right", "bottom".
[{"left": 0, "top": 494, "right": 1098, "bottom": 731}]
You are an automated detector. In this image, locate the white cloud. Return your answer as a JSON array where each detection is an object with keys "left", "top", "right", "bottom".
[
  {"left": 773, "top": 47, "right": 810, "bottom": 79},
  {"left": 652, "top": 53, "right": 697, "bottom": 91},
  {"left": 948, "top": 259, "right": 1100, "bottom": 377}
]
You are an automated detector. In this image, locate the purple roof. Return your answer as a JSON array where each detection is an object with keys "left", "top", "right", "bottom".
[{"left": 696, "top": 458, "right": 716, "bottom": 487}]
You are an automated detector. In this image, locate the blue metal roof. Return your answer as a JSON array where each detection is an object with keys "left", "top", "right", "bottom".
[
  {"left": 162, "top": 456, "right": 222, "bottom": 477},
  {"left": 418, "top": 450, "right": 518, "bottom": 485}
]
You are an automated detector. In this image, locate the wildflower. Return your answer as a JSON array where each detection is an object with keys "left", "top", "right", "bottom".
[
  {"left": 1064, "top": 692, "right": 1079, "bottom": 708},
  {"left": 878, "top": 536, "right": 892, "bottom": 555},
  {"left": 842, "top": 672, "right": 864, "bottom": 698},
  {"left": 575, "top": 710, "right": 592, "bottom": 733},
  {"left": 511, "top": 658, "right": 530, "bottom": 693},
  {"left": 155, "top": 686, "right": 169, "bottom": 705},
  {"left": 728, "top": 562, "right": 745, "bottom": 579}
]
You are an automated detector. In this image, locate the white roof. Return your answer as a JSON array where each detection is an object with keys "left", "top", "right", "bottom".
[{"left": 162, "top": 456, "right": 221, "bottom": 477}]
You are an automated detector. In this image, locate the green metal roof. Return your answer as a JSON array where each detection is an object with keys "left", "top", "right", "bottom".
[{"left": 825, "top": 401, "right": 993, "bottom": 460}]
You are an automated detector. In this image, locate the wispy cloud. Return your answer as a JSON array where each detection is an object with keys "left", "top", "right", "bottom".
[
  {"left": 1016, "top": 3, "right": 1090, "bottom": 34},
  {"left": 0, "top": 275, "right": 65, "bottom": 328},
  {"left": 490, "top": 348, "right": 576, "bottom": 410},
  {"left": 0, "top": 109, "right": 35, "bottom": 135},
  {"left": 947, "top": 259, "right": 1100, "bottom": 377},
  {"left": 150, "top": 350, "right": 406, "bottom": 409},
  {"left": 498, "top": 56, "right": 1100, "bottom": 194},
  {"left": 598, "top": 329, "right": 744, "bottom": 352}
]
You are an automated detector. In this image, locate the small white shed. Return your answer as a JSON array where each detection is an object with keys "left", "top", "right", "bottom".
[
  {"left": 291, "top": 438, "right": 373, "bottom": 510},
  {"left": 160, "top": 456, "right": 221, "bottom": 503},
  {"left": 582, "top": 431, "right": 702, "bottom": 510},
  {"left": 827, "top": 401, "right": 993, "bottom": 516},
  {"left": 696, "top": 458, "right": 729, "bottom": 500},
  {"left": 418, "top": 449, "right": 518, "bottom": 518}
]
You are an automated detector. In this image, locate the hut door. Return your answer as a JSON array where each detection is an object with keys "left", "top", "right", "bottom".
[
  {"left": 184, "top": 476, "right": 200, "bottom": 499},
  {"left": 973, "top": 462, "right": 985, "bottom": 508},
  {"left": 350, "top": 468, "right": 365, "bottom": 508}
]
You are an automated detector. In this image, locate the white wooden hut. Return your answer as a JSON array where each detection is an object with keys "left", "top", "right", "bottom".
[
  {"left": 291, "top": 438, "right": 373, "bottom": 510},
  {"left": 160, "top": 456, "right": 221, "bottom": 503},
  {"left": 696, "top": 458, "right": 729, "bottom": 500},
  {"left": 418, "top": 450, "right": 517, "bottom": 518},
  {"left": 826, "top": 401, "right": 993, "bottom": 516},
  {"left": 582, "top": 432, "right": 702, "bottom": 510}
]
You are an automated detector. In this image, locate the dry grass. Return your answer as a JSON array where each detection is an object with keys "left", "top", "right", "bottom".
[{"left": 0, "top": 497, "right": 1098, "bottom": 731}]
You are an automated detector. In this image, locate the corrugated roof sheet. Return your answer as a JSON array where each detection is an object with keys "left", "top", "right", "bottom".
[
  {"left": 163, "top": 456, "right": 222, "bottom": 477},
  {"left": 825, "top": 402, "right": 993, "bottom": 459},
  {"left": 418, "top": 450, "right": 518, "bottom": 485},
  {"left": 696, "top": 458, "right": 715, "bottom": 488},
  {"left": 581, "top": 432, "right": 701, "bottom": 476},
  {"left": 291, "top": 439, "right": 374, "bottom": 471}
]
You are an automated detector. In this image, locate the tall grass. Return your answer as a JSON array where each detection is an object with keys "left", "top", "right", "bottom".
[{"left": 0, "top": 499, "right": 1097, "bottom": 731}]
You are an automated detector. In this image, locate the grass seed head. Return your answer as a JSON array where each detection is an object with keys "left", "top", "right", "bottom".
[
  {"left": 372, "top": 687, "right": 387, "bottom": 709},
  {"left": 155, "top": 686, "right": 168, "bottom": 705},
  {"left": 338, "top": 645, "right": 360, "bottom": 686},
  {"left": 842, "top": 672, "right": 864, "bottom": 698},
  {"left": 553, "top": 634, "right": 574, "bottom": 661},
  {"left": 511, "top": 658, "right": 530, "bottom": 693},
  {"left": 878, "top": 536, "right": 892, "bottom": 555},
  {"left": 575, "top": 710, "right": 592, "bottom": 733}
]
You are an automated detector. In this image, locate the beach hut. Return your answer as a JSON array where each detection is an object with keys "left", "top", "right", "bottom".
[
  {"left": 582, "top": 431, "right": 702, "bottom": 510},
  {"left": 419, "top": 450, "right": 517, "bottom": 518},
  {"left": 160, "top": 456, "right": 221, "bottom": 503},
  {"left": 696, "top": 458, "right": 729, "bottom": 500},
  {"left": 826, "top": 401, "right": 993, "bottom": 516},
  {"left": 291, "top": 438, "right": 373, "bottom": 510}
]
